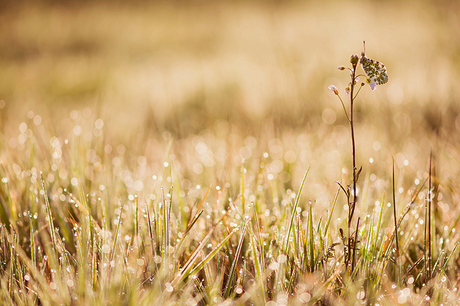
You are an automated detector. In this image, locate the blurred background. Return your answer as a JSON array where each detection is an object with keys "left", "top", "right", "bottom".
[
  {"left": 1, "top": 0, "right": 459, "bottom": 134},
  {"left": 1, "top": 0, "right": 460, "bottom": 204}
]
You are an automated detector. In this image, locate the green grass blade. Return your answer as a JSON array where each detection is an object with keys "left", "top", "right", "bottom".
[
  {"left": 40, "top": 173, "right": 57, "bottom": 254},
  {"left": 110, "top": 205, "right": 123, "bottom": 266},
  {"left": 29, "top": 214, "right": 36, "bottom": 267},
  {"left": 224, "top": 219, "right": 249, "bottom": 298},
  {"left": 250, "top": 233, "right": 266, "bottom": 304},
  {"left": 175, "top": 209, "right": 204, "bottom": 254},
  {"left": 172, "top": 227, "right": 217, "bottom": 287},
  {"left": 308, "top": 202, "right": 314, "bottom": 272},
  {"left": 441, "top": 241, "right": 459, "bottom": 274},
  {"left": 323, "top": 188, "right": 339, "bottom": 243},
  {"left": 284, "top": 167, "right": 310, "bottom": 254},
  {"left": 147, "top": 203, "right": 157, "bottom": 259},
  {"left": 188, "top": 229, "right": 236, "bottom": 278},
  {"left": 374, "top": 194, "right": 385, "bottom": 259}
]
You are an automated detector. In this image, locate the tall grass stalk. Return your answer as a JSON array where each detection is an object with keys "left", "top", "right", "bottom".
[
  {"left": 224, "top": 219, "right": 248, "bottom": 298},
  {"left": 40, "top": 173, "right": 57, "bottom": 255},
  {"left": 426, "top": 152, "right": 433, "bottom": 280},
  {"left": 284, "top": 168, "right": 310, "bottom": 254},
  {"left": 392, "top": 158, "right": 401, "bottom": 283}
]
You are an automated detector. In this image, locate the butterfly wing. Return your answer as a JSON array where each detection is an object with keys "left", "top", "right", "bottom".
[{"left": 360, "top": 54, "right": 389, "bottom": 85}]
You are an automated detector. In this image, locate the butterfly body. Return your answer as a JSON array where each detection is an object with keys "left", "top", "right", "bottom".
[{"left": 360, "top": 52, "right": 388, "bottom": 85}]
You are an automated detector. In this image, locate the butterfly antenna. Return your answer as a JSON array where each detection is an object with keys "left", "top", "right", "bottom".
[{"left": 363, "top": 41, "right": 366, "bottom": 54}]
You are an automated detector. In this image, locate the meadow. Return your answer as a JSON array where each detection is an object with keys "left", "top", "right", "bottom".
[{"left": 1, "top": 0, "right": 460, "bottom": 305}]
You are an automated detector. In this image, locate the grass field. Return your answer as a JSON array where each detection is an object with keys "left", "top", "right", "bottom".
[{"left": 1, "top": 0, "right": 460, "bottom": 305}]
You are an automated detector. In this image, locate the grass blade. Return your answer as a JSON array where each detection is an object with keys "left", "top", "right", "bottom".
[
  {"left": 172, "top": 209, "right": 231, "bottom": 287},
  {"left": 188, "top": 229, "right": 236, "bottom": 279},
  {"left": 308, "top": 201, "right": 314, "bottom": 272},
  {"left": 224, "top": 218, "right": 249, "bottom": 298},
  {"left": 250, "top": 232, "right": 266, "bottom": 304},
  {"left": 284, "top": 167, "right": 310, "bottom": 253},
  {"left": 441, "top": 241, "right": 459, "bottom": 274},
  {"left": 40, "top": 173, "right": 56, "bottom": 254}
]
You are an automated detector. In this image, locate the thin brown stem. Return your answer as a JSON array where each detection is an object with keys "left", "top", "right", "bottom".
[
  {"left": 392, "top": 158, "right": 399, "bottom": 253},
  {"left": 347, "top": 60, "right": 358, "bottom": 274},
  {"left": 427, "top": 151, "right": 432, "bottom": 280},
  {"left": 392, "top": 158, "right": 400, "bottom": 284}
]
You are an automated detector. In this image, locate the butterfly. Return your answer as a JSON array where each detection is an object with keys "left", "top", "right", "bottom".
[{"left": 360, "top": 42, "right": 388, "bottom": 90}]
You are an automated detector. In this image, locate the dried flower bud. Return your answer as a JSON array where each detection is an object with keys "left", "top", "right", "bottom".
[
  {"left": 350, "top": 54, "right": 359, "bottom": 65},
  {"left": 345, "top": 86, "right": 350, "bottom": 95},
  {"left": 328, "top": 85, "right": 339, "bottom": 95},
  {"left": 337, "top": 66, "right": 346, "bottom": 71},
  {"left": 361, "top": 82, "right": 365, "bottom": 87}
]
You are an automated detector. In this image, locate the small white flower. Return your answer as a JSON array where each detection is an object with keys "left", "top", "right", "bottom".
[{"left": 328, "top": 85, "right": 339, "bottom": 95}]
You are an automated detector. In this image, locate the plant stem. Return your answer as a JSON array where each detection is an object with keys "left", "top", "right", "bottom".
[
  {"left": 348, "top": 62, "right": 358, "bottom": 273},
  {"left": 392, "top": 158, "right": 400, "bottom": 285},
  {"left": 427, "top": 151, "right": 432, "bottom": 280}
]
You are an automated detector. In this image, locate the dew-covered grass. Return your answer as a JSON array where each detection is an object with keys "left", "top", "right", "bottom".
[
  {"left": 2, "top": 1, "right": 460, "bottom": 305},
  {"left": 2, "top": 102, "right": 460, "bottom": 305}
]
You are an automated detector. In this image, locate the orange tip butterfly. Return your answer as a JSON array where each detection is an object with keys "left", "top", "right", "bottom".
[{"left": 360, "top": 41, "right": 388, "bottom": 90}]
